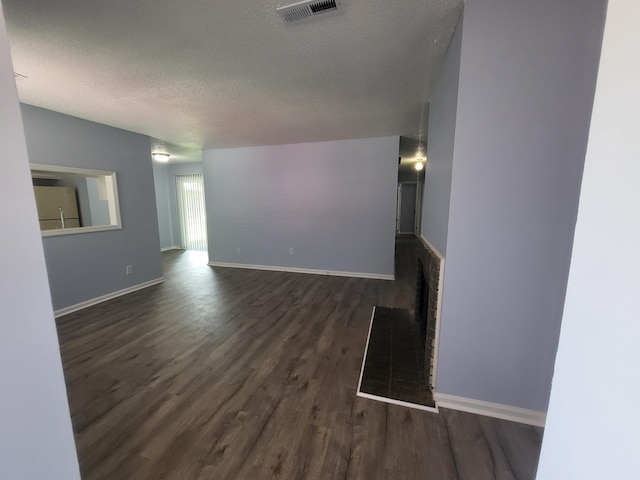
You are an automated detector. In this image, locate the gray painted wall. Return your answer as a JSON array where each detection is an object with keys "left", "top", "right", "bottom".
[
  {"left": 203, "top": 137, "right": 398, "bottom": 276},
  {"left": 86, "top": 177, "right": 111, "bottom": 226},
  {"left": 420, "top": 15, "right": 462, "bottom": 256},
  {"left": 427, "top": 0, "right": 605, "bottom": 411},
  {"left": 169, "top": 163, "right": 204, "bottom": 176},
  {"left": 20, "top": 104, "right": 164, "bottom": 311},
  {"left": 0, "top": 6, "right": 80, "bottom": 478},
  {"left": 538, "top": 2, "right": 640, "bottom": 476},
  {"left": 152, "top": 162, "right": 175, "bottom": 249}
]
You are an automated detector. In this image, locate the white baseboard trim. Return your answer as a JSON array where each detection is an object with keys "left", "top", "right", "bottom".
[
  {"left": 208, "top": 261, "right": 394, "bottom": 281},
  {"left": 54, "top": 277, "right": 165, "bottom": 318},
  {"left": 161, "top": 246, "right": 182, "bottom": 252},
  {"left": 434, "top": 393, "right": 546, "bottom": 427},
  {"left": 357, "top": 391, "right": 439, "bottom": 414}
]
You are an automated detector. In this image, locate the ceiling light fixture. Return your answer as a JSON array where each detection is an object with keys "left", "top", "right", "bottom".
[
  {"left": 152, "top": 152, "right": 170, "bottom": 163},
  {"left": 415, "top": 162, "right": 424, "bottom": 172},
  {"left": 415, "top": 142, "right": 425, "bottom": 161}
]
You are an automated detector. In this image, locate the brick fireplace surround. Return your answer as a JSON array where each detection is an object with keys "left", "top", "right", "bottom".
[{"left": 415, "top": 236, "right": 443, "bottom": 391}]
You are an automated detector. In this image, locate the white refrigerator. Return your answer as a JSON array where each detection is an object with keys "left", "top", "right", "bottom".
[{"left": 33, "top": 186, "right": 81, "bottom": 230}]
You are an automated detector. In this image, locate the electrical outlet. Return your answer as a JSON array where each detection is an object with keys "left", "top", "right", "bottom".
[
  {"left": 289, "top": 247, "right": 294, "bottom": 255},
  {"left": 126, "top": 265, "right": 133, "bottom": 275},
  {"left": 236, "top": 248, "right": 241, "bottom": 254}
]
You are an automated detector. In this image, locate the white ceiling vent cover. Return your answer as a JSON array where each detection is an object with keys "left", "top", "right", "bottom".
[{"left": 277, "top": 0, "right": 342, "bottom": 24}]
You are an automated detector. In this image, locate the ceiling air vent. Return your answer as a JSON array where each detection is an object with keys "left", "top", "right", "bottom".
[{"left": 277, "top": 0, "right": 342, "bottom": 24}]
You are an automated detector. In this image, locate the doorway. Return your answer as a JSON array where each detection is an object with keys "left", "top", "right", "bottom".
[
  {"left": 175, "top": 174, "right": 207, "bottom": 251},
  {"left": 397, "top": 182, "right": 417, "bottom": 234}
]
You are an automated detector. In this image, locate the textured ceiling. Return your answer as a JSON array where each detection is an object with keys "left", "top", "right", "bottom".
[{"left": 3, "top": 0, "right": 462, "bottom": 162}]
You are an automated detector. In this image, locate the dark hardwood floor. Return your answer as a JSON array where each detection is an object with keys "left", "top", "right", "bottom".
[{"left": 56, "top": 238, "right": 543, "bottom": 479}]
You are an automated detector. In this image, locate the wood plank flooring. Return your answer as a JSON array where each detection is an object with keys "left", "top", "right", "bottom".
[{"left": 56, "top": 238, "right": 543, "bottom": 479}]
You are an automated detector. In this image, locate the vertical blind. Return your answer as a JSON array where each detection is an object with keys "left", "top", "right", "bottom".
[{"left": 175, "top": 174, "right": 208, "bottom": 251}]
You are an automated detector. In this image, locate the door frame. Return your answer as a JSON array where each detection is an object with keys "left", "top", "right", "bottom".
[{"left": 397, "top": 181, "right": 419, "bottom": 235}]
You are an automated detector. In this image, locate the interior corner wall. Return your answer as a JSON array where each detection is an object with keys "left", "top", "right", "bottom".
[
  {"left": 0, "top": 5, "right": 80, "bottom": 478},
  {"left": 537, "top": 1, "right": 640, "bottom": 476},
  {"left": 432, "top": 0, "right": 606, "bottom": 411},
  {"left": 419, "top": 13, "right": 463, "bottom": 256},
  {"left": 202, "top": 137, "right": 399, "bottom": 276},
  {"left": 20, "top": 105, "right": 164, "bottom": 311},
  {"left": 152, "top": 162, "right": 175, "bottom": 249}
]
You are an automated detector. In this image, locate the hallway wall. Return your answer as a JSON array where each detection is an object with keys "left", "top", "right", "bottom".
[{"left": 422, "top": 0, "right": 606, "bottom": 412}]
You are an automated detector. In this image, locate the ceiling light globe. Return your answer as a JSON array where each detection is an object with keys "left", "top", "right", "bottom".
[{"left": 152, "top": 153, "right": 170, "bottom": 163}]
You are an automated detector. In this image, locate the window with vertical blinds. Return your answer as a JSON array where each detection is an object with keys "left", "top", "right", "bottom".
[{"left": 175, "top": 174, "right": 207, "bottom": 251}]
